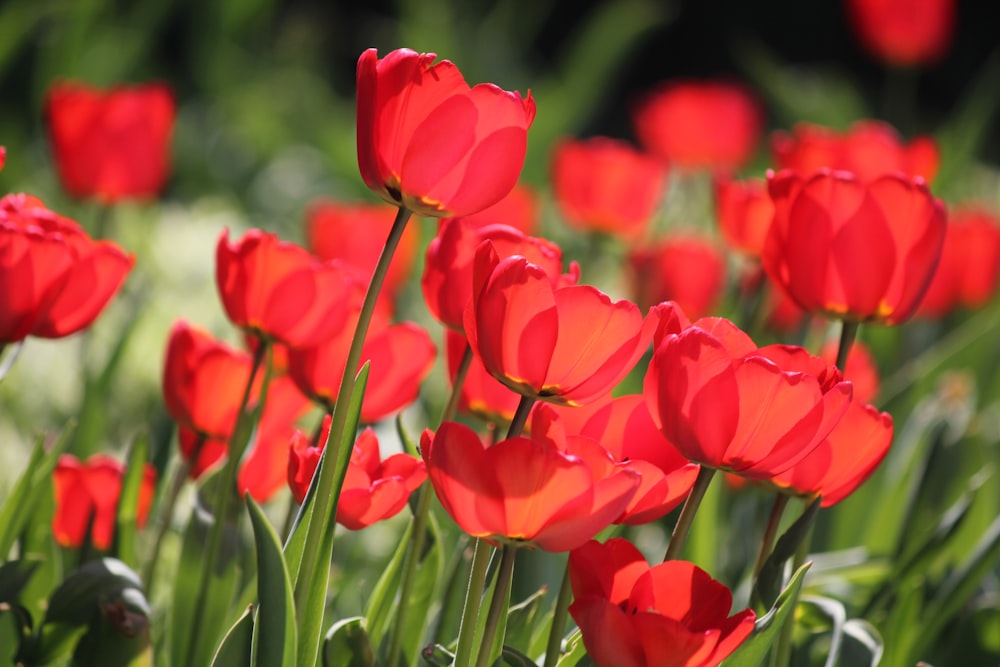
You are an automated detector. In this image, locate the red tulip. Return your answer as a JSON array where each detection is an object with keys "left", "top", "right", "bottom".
[
  {"left": 551, "top": 137, "right": 666, "bottom": 239},
  {"left": 45, "top": 81, "right": 175, "bottom": 202},
  {"left": 771, "top": 121, "right": 939, "bottom": 184},
  {"left": 715, "top": 176, "right": 775, "bottom": 257},
  {"left": 0, "top": 146, "right": 6, "bottom": 171},
  {"left": 846, "top": 0, "right": 954, "bottom": 66},
  {"left": 305, "top": 199, "right": 419, "bottom": 303},
  {"left": 421, "top": 413, "right": 639, "bottom": 551},
  {"left": 763, "top": 169, "right": 946, "bottom": 325},
  {"left": 446, "top": 330, "right": 522, "bottom": 425},
  {"left": 423, "top": 217, "right": 570, "bottom": 331},
  {"left": 568, "top": 538, "right": 755, "bottom": 667},
  {"left": 632, "top": 80, "right": 762, "bottom": 172},
  {"left": 627, "top": 235, "right": 726, "bottom": 318},
  {"left": 52, "top": 455, "right": 157, "bottom": 550},
  {"left": 445, "top": 184, "right": 539, "bottom": 235},
  {"left": 917, "top": 205, "right": 1000, "bottom": 318},
  {"left": 0, "top": 194, "right": 133, "bottom": 343},
  {"left": 645, "top": 314, "right": 853, "bottom": 480},
  {"left": 465, "top": 241, "right": 649, "bottom": 406},
  {"left": 216, "top": 228, "right": 354, "bottom": 347},
  {"left": 289, "top": 419, "right": 426, "bottom": 529},
  {"left": 356, "top": 48, "right": 535, "bottom": 218}
]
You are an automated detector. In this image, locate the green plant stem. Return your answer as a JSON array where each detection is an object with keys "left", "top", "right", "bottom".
[
  {"left": 443, "top": 342, "right": 474, "bottom": 423},
  {"left": 141, "top": 453, "right": 195, "bottom": 592},
  {"left": 474, "top": 546, "right": 518, "bottom": 667},
  {"left": 664, "top": 466, "right": 717, "bottom": 562},
  {"left": 771, "top": 499, "right": 818, "bottom": 667},
  {"left": 543, "top": 564, "right": 573, "bottom": 667},
  {"left": 184, "top": 341, "right": 267, "bottom": 666},
  {"left": 454, "top": 538, "right": 492, "bottom": 667},
  {"left": 754, "top": 494, "right": 790, "bottom": 579},
  {"left": 506, "top": 395, "right": 535, "bottom": 439},
  {"left": 835, "top": 320, "right": 859, "bottom": 372},
  {"left": 292, "top": 205, "right": 413, "bottom": 610}
]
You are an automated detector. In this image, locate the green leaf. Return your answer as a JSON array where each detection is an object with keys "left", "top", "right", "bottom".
[
  {"left": 0, "top": 427, "right": 73, "bottom": 558},
  {"left": 722, "top": 562, "right": 812, "bottom": 667},
  {"left": 798, "top": 596, "right": 846, "bottom": 667},
  {"left": 323, "top": 617, "right": 375, "bottom": 667},
  {"left": 754, "top": 497, "right": 820, "bottom": 609},
  {"left": 395, "top": 413, "right": 419, "bottom": 458},
  {"left": 210, "top": 606, "right": 254, "bottom": 667},
  {"left": 44, "top": 558, "right": 147, "bottom": 626},
  {"left": 499, "top": 646, "right": 537, "bottom": 666},
  {"left": 555, "top": 629, "right": 587, "bottom": 667},
  {"left": 503, "top": 586, "right": 548, "bottom": 655},
  {"left": 840, "top": 620, "right": 883, "bottom": 667},
  {"left": 246, "top": 495, "right": 296, "bottom": 666},
  {"left": 0, "top": 559, "right": 42, "bottom": 603},
  {"left": 363, "top": 521, "right": 412, "bottom": 651},
  {"left": 115, "top": 433, "right": 150, "bottom": 570},
  {"left": 399, "top": 511, "right": 444, "bottom": 664}
]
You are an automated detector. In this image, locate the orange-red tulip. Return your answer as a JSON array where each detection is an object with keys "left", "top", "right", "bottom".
[
  {"left": 0, "top": 194, "right": 133, "bottom": 343},
  {"left": 551, "top": 137, "right": 666, "bottom": 239},
  {"left": 45, "top": 81, "right": 175, "bottom": 202},
  {"left": 627, "top": 235, "right": 726, "bottom": 318},
  {"left": 52, "top": 455, "right": 157, "bottom": 550},
  {"left": 421, "top": 414, "right": 639, "bottom": 551},
  {"left": 771, "top": 121, "right": 939, "bottom": 184},
  {"left": 715, "top": 176, "right": 775, "bottom": 257},
  {"left": 645, "top": 314, "right": 852, "bottom": 480},
  {"left": 445, "top": 184, "right": 539, "bottom": 235},
  {"left": 846, "top": 0, "right": 954, "bottom": 66},
  {"left": 216, "top": 228, "right": 354, "bottom": 348},
  {"left": 632, "top": 80, "right": 762, "bottom": 173},
  {"left": 356, "top": 48, "right": 535, "bottom": 218},
  {"left": 568, "top": 538, "right": 755, "bottom": 667},
  {"left": 764, "top": 169, "right": 946, "bottom": 325},
  {"left": 466, "top": 242, "right": 649, "bottom": 406}
]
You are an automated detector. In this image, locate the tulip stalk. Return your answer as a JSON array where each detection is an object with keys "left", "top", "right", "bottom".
[
  {"left": 475, "top": 545, "right": 518, "bottom": 667},
  {"left": 835, "top": 320, "right": 860, "bottom": 372},
  {"left": 664, "top": 466, "right": 717, "bottom": 561},
  {"left": 543, "top": 565, "right": 573, "bottom": 667},
  {"left": 142, "top": 444, "right": 199, "bottom": 591}
]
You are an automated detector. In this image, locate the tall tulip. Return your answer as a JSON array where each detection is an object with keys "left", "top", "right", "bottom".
[{"left": 845, "top": 0, "right": 955, "bottom": 66}]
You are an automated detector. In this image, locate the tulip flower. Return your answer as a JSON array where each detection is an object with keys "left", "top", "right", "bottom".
[
  {"left": 446, "top": 330, "right": 522, "bottom": 425},
  {"left": 771, "top": 401, "right": 893, "bottom": 506},
  {"left": 715, "top": 176, "right": 774, "bottom": 257},
  {"left": 627, "top": 235, "right": 726, "bottom": 318},
  {"left": 53, "top": 454, "right": 157, "bottom": 550},
  {"left": 446, "top": 184, "right": 539, "bottom": 235},
  {"left": 632, "top": 80, "right": 762, "bottom": 172},
  {"left": 421, "top": 414, "right": 639, "bottom": 551},
  {"left": 423, "top": 217, "right": 570, "bottom": 332},
  {"left": 645, "top": 315, "right": 853, "bottom": 480},
  {"left": 0, "top": 193, "right": 133, "bottom": 344},
  {"left": 44, "top": 81, "right": 175, "bottom": 202},
  {"left": 356, "top": 48, "right": 535, "bottom": 218},
  {"left": 568, "top": 538, "right": 755, "bottom": 667},
  {"left": 465, "top": 241, "right": 649, "bottom": 406},
  {"left": 771, "top": 120, "right": 939, "bottom": 184},
  {"left": 289, "top": 419, "right": 426, "bottom": 529},
  {"left": 551, "top": 137, "right": 666, "bottom": 239},
  {"left": 763, "top": 169, "right": 946, "bottom": 325},
  {"left": 216, "top": 228, "right": 355, "bottom": 348},
  {"left": 846, "top": 0, "right": 954, "bottom": 67},
  {"left": 917, "top": 205, "right": 1000, "bottom": 318}
]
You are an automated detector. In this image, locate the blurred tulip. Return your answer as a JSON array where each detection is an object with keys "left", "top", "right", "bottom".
[
  {"left": 846, "top": 0, "right": 954, "bottom": 66},
  {"left": 466, "top": 241, "right": 649, "bottom": 406},
  {"left": 632, "top": 80, "right": 762, "bottom": 172},
  {"left": 356, "top": 48, "right": 535, "bottom": 218},
  {"left": 45, "top": 81, "right": 175, "bottom": 202},
  {"left": 421, "top": 412, "right": 639, "bottom": 551},
  {"left": 568, "top": 538, "right": 755, "bottom": 667},
  {"left": 423, "top": 217, "right": 570, "bottom": 331},
  {"left": 289, "top": 420, "right": 425, "bottom": 529},
  {"left": 627, "top": 235, "right": 726, "bottom": 318},
  {"left": 446, "top": 330, "right": 522, "bottom": 425},
  {"left": 53, "top": 454, "right": 156, "bottom": 550},
  {"left": 917, "top": 205, "right": 1000, "bottom": 318},
  {"left": 0, "top": 146, "right": 6, "bottom": 171},
  {"left": 771, "top": 120, "right": 939, "bottom": 183},
  {"left": 645, "top": 314, "right": 852, "bottom": 480},
  {"left": 0, "top": 194, "right": 133, "bottom": 344},
  {"left": 445, "top": 184, "right": 539, "bottom": 235},
  {"left": 216, "top": 228, "right": 354, "bottom": 348},
  {"left": 551, "top": 137, "right": 666, "bottom": 239},
  {"left": 715, "top": 176, "right": 775, "bottom": 256},
  {"left": 763, "top": 169, "right": 946, "bottom": 325}
]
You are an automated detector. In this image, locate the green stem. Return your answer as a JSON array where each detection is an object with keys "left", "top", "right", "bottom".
[
  {"left": 664, "top": 466, "right": 717, "bottom": 562},
  {"left": 141, "top": 454, "right": 194, "bottom": 593},
  {"left": 542, "top": 564, "right": 572, "bottom": 667},
  {"left": 474, "top": 546, "right": 518, "bottom": 667},
  {"left": 454, "top": 539, "right": 492, "bottom": 667},
  {"left": 184, "top": 341, "right": 267, "bottom": 666},
  {"left": 771, "top": 499, "right": 819, "bottom": 667},
  {"left": 443, "top": 342, "right": 474, "bottom": 424},
  {"left": 835, "top": 320, "right": 860, "bottom": 372},
  {"left": 292, "top": 206, "right": 412, "bottom": 611},
  {"left": 506, "top": 395, "right": 535, "bottom": 439},
  {"left": 754, "top": 494, "right": 790, "bottom": 579}
]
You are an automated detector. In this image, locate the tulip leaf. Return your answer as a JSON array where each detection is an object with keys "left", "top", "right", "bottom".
[
  {"left": 840, "top": 620, "right": 884, "bottom": 667},
  {"left": 245, "top": 495, "right": 296, "bottom": 666},
  {"left": 0, "top": 427, "right": 73, "bottom": 558},
  {"left": 754, "top": 497, "right": 820, "bottom": 609},
  {"left": 395, "top": 413, "right": 419, "bottom": 458},
  {"left": 554, "top": 629, "right": 587, "bottom": 667},
  {"left": 503, "top": 585, "right": 548, "bottom": 656},
  {"left": 798, "top": 596, "right": 846, "bottom": 667},
  {"left": 0, "top": 558, "right": 42, "bottom": 604},
  {"left": 498, "top": 646, "right": 536, "bottom": 666},
  {"left": 721, "top": 561, "right": 811, "bottom": 667},
  {"left": 323, "top": 617, "right": 375, "bottom": 667},
  {"left": 210, "top": 605, "right": 254, "bottom": 667},
  {"left": 398, "top": 511, "right": 445, "bottom": 664},
  {"left": 115, "top": 433, "right": 150, "bottom": 570},
  {"left": 363, "top": 521, "right": 412, "bottom": 651},
  {"left": 296, "top": 363, "right": 370, "bottom": 665}
]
